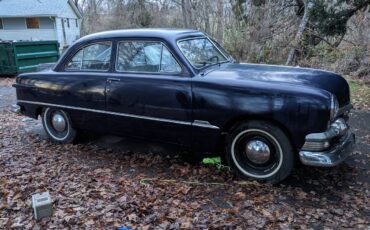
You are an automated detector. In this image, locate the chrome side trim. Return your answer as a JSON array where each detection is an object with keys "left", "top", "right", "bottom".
[
  {"left": 193, "top": 120, "right": 220, "bottom": 129},
  {"left": 17, "top": 100, "right": 220, "bottom": 130}
]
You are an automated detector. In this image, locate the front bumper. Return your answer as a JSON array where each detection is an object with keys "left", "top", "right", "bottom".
[{"left": 299, "top": 130, "right": 355, "bottom": 167}]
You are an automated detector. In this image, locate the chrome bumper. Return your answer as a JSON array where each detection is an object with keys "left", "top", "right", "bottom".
[{"left": 299, "top": 131, "right": 355, "bottom": 167}]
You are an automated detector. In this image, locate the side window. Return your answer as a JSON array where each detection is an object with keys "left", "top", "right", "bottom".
[
  {"left": 65, "top": 42, "right": 112, "bottom": 71},
  {"left": 116, "top": 41, "right": 181, "bottom": 73}
]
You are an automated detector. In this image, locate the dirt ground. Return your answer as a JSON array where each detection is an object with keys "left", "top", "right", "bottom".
[{"left": 0, "top": 78, "right": 369, "bottom": 229}]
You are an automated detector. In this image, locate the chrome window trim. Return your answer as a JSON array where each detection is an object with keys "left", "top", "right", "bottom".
[
  {"left": 115, "top": 40, "right": 183, "bottom": 74},
  {"left": 207, "top": 36, "right": 235, "bottom": 62},
  {"left": 17, "top": 100, "right": 220, "bottom": 130},
  {"left": 176, "top": 36, "right": 229, "bottom": 70},
  {"left": 63, "top": 41, "right": 113, "bottom": 73}
]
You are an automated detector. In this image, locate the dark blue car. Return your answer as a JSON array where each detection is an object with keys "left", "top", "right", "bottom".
[{"left": 14, "top": 29, "right": 355, "bottom": 183}]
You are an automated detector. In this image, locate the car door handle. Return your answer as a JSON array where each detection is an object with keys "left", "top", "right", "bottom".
[{"left": 107, "top": 78, "right": 120, "bottom": 83}]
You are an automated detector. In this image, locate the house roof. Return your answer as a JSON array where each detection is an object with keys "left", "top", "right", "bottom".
[{"left": 0, "top": 0, "right": 82, "bottom": 18}]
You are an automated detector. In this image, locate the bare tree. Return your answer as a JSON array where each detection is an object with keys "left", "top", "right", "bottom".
[
  {"left": 76, "top": 0, "right": 370, "bottom": 76},
  {"left": 286, "top": 0, "right": 313, "bottom": 65}
]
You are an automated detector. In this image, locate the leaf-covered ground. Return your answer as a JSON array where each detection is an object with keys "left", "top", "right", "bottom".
[
  {"left": 1, "top": 111, "right": 370, "bottom": 229},
  {"left": 0, "top": 77, "right": 369, "bottom": 229}
]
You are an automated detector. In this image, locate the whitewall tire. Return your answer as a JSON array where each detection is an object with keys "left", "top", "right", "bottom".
[
  {"left": 42, "top": 107, "right": 77, "bottom": 144},
  {"left": 226, "top": 121, "right": 294, "bottom": 184}
]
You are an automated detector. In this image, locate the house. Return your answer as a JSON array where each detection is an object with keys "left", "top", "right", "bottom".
[{"left": 0, "top": 0, "right": 82, "bottom": 47}]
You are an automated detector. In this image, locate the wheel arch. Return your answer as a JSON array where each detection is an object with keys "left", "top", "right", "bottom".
[
  {"left": 35, "top": 106, "right": 43, "bottom": 118},
  {"left": 18, "top": 103, "right": 43, "bottom": 119},
  {"left": 216, "top": 115, "right": 296, "bottom": 156}
]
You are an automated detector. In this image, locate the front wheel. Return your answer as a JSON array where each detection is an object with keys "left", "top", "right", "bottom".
[
  {"left": 226, "top": 121, "right": 294, "bottom": 184},
  {"left": 41, "top": 107, "right": 77, "bottom": 144}
]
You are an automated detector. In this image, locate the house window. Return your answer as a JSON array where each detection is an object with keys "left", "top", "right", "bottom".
[
  {"left": 2, "top": 18, "right": 26, "bottom": 30},
  {"left": 75, "top": 19, "right": 78, "bottom": 28},
  {"left": 39, "top": 17, "right": 55, "bottom": 29},
  {"left": 67, "top": 18, "right": 70, "bottom": 28},
  {"left": 0, "top": 19, "right": 3, "bottom": 29},
  {"left": 26, "top": 18, "right": 40, "bottom": 29}
]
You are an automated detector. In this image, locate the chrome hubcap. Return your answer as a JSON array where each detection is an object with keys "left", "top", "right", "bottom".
[
  {"left": 245, "top": 140, "right": 271, "bottom": 164},
  {"left": 51, "top": 113, "right": 66, "bottom": 132}
]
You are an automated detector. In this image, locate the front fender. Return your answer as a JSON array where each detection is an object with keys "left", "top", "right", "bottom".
[{"left": 191, "top": 77, "right": 331, "bottom": 152}]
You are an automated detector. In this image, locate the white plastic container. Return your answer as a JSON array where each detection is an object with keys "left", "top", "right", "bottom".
[{"left": 32, "top": 192, "right": 52, "bottom": 220}]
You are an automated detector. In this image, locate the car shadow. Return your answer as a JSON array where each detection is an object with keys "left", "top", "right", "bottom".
[
  {"left": 20, "top": 116, "right": 368, "bottom": 192},
  {"left": 72, "top": 132, "right": 368, "bottom": 195}
]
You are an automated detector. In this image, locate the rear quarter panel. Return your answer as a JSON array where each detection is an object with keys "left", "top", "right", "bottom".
[{"left": 14, "top": 71, "right": 108, "bottom": 132}]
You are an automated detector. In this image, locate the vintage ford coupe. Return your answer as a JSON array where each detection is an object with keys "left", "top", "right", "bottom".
[{"left": 14, "top": 29, "right": 355, "bottom": 183}]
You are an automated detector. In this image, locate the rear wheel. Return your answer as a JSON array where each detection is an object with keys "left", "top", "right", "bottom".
[
  {"left": 226, "top": 121, "right": 294, "bottom": 184},
  {"left": 41, "top": 107, "right": 77, "bottom": 144}
]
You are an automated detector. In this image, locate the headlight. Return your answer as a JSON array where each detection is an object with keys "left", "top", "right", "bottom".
[{"left": 330, "top": 95, "right": 339, "bottom": 120}]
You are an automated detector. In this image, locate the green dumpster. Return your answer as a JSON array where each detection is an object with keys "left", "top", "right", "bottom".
[{"left": 0, "top": 41, "right": 59, "bottom": 75}]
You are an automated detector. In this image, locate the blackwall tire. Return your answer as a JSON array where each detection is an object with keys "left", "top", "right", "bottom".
[
  {"left": 226, "top": 121, "right": 294, "bottom": 184},
  {"left": 41, "top": 107, "right": 77, "bottom": 144}
]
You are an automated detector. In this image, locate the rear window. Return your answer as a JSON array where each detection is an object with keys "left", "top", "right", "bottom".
[{"left": 65, "top": 42, "right": 112, "bottom": 71}]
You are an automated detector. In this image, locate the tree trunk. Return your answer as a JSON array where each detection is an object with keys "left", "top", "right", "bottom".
[
  {"left": 295, "top": 0, "right": 305, "bottom": 16},
  {"left": 181, "top": 0, "right": 189, "bottom": 28},
  {"left": 286, "top": 0, "right": 313, "bottom": 66},
  {"left": 215, "top": 0, "right": 224, "bottom": 42},
  {"left": 202, "top": 0, "right": 210, "bottom": 34}
]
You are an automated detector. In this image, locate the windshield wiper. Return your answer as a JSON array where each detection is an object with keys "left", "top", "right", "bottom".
[
  {"left": 196, "top": 61, "right": 212, "bottom": 67},
  {"left": 196, "top": 59, "right": 230, "bottom": 69}
]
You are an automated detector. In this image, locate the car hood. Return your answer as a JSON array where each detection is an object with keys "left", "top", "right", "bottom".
[{"left": 204, "top": 63, "right": 350, "bottom": 107}]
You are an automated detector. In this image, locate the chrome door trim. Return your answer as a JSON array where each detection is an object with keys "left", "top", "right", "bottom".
[
  {"left": 193, "top": 120, "right": 219, "bottom": 129},
  {"left": 17, "top": 100, "right": 220, "bottom": 130}
]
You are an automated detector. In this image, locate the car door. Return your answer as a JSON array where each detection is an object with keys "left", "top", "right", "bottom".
[
  {"left": 106, "top": 40, "right": 192, "bottom": 146},
  {"left": 56, "top": 41, "right": 112, "bottom": 132}
]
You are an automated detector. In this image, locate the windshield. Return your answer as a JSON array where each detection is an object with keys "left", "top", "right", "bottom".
[{"left": 177, "top": 37, "right": 229, "bottom": 69}]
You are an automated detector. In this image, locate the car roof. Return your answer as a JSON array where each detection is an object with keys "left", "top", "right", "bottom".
[{"left": 77, "top": 28, "right": 205, "bottom": 43}]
